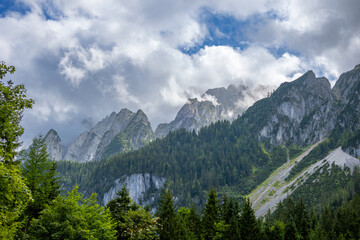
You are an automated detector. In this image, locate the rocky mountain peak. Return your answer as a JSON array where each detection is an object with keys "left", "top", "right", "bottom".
[
  {"left": 132, "top": 109, "right": 150, "bottom": 123},
  {"left": 45, "top": 129, "right": 60, "bottom": 139},
  {"left": 44, "top": 129, "right": 63, "bottom": 161},
  {"left": 293, "top": 70, "right": 330, "bottom": 90},
  {"left": 155, "top": 83, "right": 271, "bottom": 138},
  {"left": 243, "top": 70, "right": 337, "bottom": 146},
  {"left": 332, "top": 65, "right": 360, "bottom": 103}
]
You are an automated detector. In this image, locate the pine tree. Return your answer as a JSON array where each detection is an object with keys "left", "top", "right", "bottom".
[
  {"left": 284, "top": 220, "right": 298, "bottom": 240},
  {"left": 294, "top": 199, "right": 310, "bottom": 239},
  {"left": 156, "top": 187, "right": 177, "bottom": 240},
  {"left": 176, "top": 207, "right": 198, "bottom": 240},
  {"left": 221, "top": 197, "right": 240, "bottom": 240},
  {"left": 239, "top": 198, "right": 261, "bottom": 240},
  {"left": 202, "top": 187, "right": 220, "bottom": 239},
  {"left": 20, "top": 135, "right": 60, "bottom": 227}
]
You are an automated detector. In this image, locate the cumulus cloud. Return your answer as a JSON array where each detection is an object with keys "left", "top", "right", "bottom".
[
  {"left": 1, "top": 0, "right": 359, "bottom": 145},
  {"left": 29, "top": 91, "right": 78, "bottom": 122}
]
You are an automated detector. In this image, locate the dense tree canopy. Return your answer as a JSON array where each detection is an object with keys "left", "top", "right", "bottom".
[
  {"left": 20, "top": 135, "right": 61, "bottom": 232},
  {"left": 0, "top": 61, "right": 34, "bottom": 164},
  {"left": 0, "top": 61, "right": 33, "bottom": 239},
  {"left": 28, "top": 186, "right": 116, "bottom": 240}
]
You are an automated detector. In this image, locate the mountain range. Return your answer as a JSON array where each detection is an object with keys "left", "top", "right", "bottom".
[
  {"left": 54, "top": 64, "right": 360, "bottom": 214},
  {"left": 45, "top": 84, "right": 271, "bottom": 162}
]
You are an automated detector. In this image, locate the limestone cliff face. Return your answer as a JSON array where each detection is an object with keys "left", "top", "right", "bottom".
[
  {"left": 103, "top": 173, "right": 165, "bottom": 206},
  {"left": 155, "top": 84, "right": 271, "bottom": 138},
  {"left": 93, "top": 109, "right": 136, "bottom": 160},
  {"left": 332, "top": 64, "right": 360, "bottom": 104},
  {"left": 58, "top": 108, "right": 154, "bottom": 162},
  {"left": 242, "top": 71, "right": 338, "bottom": 146},
  {"left": 44, "top": 129, "right": 63, "bottom": 161},
  {"left": 332, "top": 65, "right": 360, "bottom": 134}
]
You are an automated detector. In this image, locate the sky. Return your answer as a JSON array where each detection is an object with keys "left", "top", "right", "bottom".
[{"left": 1, "top": 0, "right": 360, "bottom": 147}]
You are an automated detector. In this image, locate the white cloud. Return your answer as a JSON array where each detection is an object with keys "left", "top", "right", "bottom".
[
  {"left": 59, "top": 44, "right": 109, "bottom": 86},
  {"left": 30, "top": 91, "right": 78, "bottom": 122},
  {"left": 1, "top": 0, "right": 359, "bottom": 144}
]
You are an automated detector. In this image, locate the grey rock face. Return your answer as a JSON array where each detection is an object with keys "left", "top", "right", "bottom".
[
  {"left": 62, "top": 108, "right": 155, "bottom": 162},
  {"left": 332, "top": 65, "right": 360, "bottom": 133},
  {"left": 103, "top": 173, "right": 165, "bottom": 205},
  {"left": 64, "top": 112, "right": 117, "bottom": 162},
  {"left": 257, "top": 71, "right": 338, "bottom": 146},
  {"left": 332, "top": 65, "right": 360, "bottom": 104},
  {"left": 155, "top": 84, "right": 271, "bottom": 138},
  {"left": 94, "top": 109, "right": 135, "bottom": 160},
  {"left": 44, "top": 129, "right": 63, "bottom": 161}
]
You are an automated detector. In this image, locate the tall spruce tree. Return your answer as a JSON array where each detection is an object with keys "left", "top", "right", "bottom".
[
  {"left": 21, "top": 135, "right": 60, "bottom": 227},
  {"left": 156, "top": 187, "right": 177, "bottom": 240},
  {"left": 239, "top": 198, "right": 261, "bottom": 240},
  {"left": 202, "top": 187, "right": 220, "bottom": 239}
]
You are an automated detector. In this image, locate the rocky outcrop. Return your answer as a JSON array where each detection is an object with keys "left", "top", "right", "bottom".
[
  {"left": 93, "top": 109, "right": 138, "bottom": 160},
  {"left": 242, "top": 71, "right": 339, "bottom": 146},
  {"left": 44, "top": 129, "right": 63, "bottom": 161},
  {"left": 103, "top": 173, "right": 165, "bottom": 205},
  {"left": 60, "top": 108, "right": 155, "bottom": 162},
  {"left": 155, "top": 84, "right": 272, "bottom": 138},
  {"left": 332, "top": 65, "right": 360, "bottom": 133},
  {"left": 332, "top": 64, "right": 360, "bottom": 104}
]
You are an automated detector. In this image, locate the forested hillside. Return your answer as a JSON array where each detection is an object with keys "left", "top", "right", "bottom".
[{"left": 58, "top": 119, "right": 289, "bottom": 208}]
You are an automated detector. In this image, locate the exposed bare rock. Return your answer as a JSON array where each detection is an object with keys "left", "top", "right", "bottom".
[{"left": 44, "top": 129, "right": 63, "bottom": 161}]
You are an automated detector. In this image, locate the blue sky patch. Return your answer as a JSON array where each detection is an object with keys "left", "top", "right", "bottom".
[
  {"left": 0, "top": 0, "right": 31, "bottom": 17},
  {"left": 179, "top": 8, "right": 276, "bottom": 55}
]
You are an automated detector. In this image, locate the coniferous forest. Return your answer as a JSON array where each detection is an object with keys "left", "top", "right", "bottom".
[{"left": 1, "top": 61, "right": 360, "bottom": 240}]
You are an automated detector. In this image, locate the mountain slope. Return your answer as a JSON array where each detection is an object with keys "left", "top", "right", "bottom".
[
  {"left": 250, "top": 143, "right": 360, "bottom": 216},
  {"left": 155, "top": 84, "right": 271, "bottom": 138},
  {"left": 239, "top": 71, "right": 338, "bottom": 146}
]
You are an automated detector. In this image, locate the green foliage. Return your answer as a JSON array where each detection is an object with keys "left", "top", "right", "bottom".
[
  {"left": 176, "top": 207, "right": 198, "bottom": 240},
  {"left": 289, "top": 164, "right": 360, "bottom": 211},
  {"left": 0, "top": 61, "right": 32, "bottom": 239},
  {"left": 0, "top": 61, "right": 34, "bottom": 164},
  {"left": 28, "top": 186, "right": 116, "bottom": 240},
  {"left": 0, "top": 163, "right": 31, "bottom": 239},
  {"left": 239, "top": 198, "right": 261, "bottom": 240},
  {"left": 288, "top": 145, "right": 304, "bottom": 159},
  {"left": 156, "top": 187, "right": 177, "bottom": 240},
  {"left": 270, "top": 193, "right": 360, "bottom": 240},
  {"left": 201, "top": 188, "right": 220, "bottom": 239},
  {"left": 107, "top": 186, "right": 158, "bottom": 240},
  {"left": 20, "top": 135, "right": 60, "bottom": 226}
]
